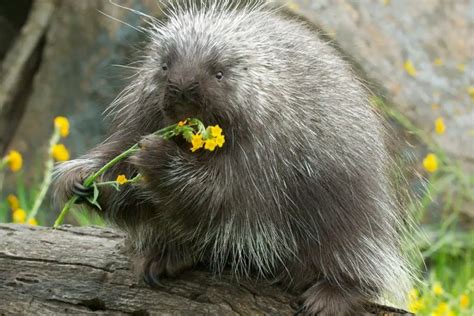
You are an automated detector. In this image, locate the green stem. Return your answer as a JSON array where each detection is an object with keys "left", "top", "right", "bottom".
[
  {"left": 95, "top": 174, "right": 142, "bottom": 187},
  {"left": 95, "top": 180, "right": 120, "bottom": 187},
  {"left": 83, "top": 145, "right": 140, "bottom": 186},
  {"left": 28, "top": 130, "right": 61, "bottom": 220},
  {"left": 53, "top": 120, "right": 201, "bottom": 228},
  {"left": 53, "top": 145, "right": 139, "bottom": 228},
  {"left": 53, "top": 196, "right": 78, "bottom": 227},
  {"left": 0, "top": 157, "right": 7, "bottom": 170},
  {"left": 0, "top": 172, "right": 4, "bottom": 199},
  {"left": 0, "top": 158, "right": 6, "bottom": 197}
]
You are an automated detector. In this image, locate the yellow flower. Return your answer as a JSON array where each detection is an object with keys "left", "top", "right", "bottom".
[
  {"left": 116, "top": 174, "right": 128, "bottom": 185},
  {"left": 409, "top": 297, "right": 425, "bottom": 313},
  {"left": 215, "top": 134, "right": 225, "bottom": 148},
  {"left": 7, "top": 194, "right": 20, "bottom": 211},
  {"left": 408, "top": 288, "right": 419, "bottom": 301},
  {"left": 5, "top": 150, "right": 23, "bottom": 172},
  {"left": 434, "top": 58, "right": 443, "bottom": 66},
  {"left": 460, "top": 293, "right": 469, "bottom": 309},
  {"left": 204, "top": 138, "right": 218, "bottom": 151},
  {"left": 435, "top": 117, "right": 446, "bottom": 135},
  {"left": 431, "top": 103, "right": 441, "bottom": 111},
  {"left": 432, "top": 282, "right": 444, "bottom": 296},
  {"left": 408, "top": 288, "right": 425, "bottom": 313},
  {"left": 12, "top": 208, "right": 27, "bottom": 223},
  {"left": 423, "top": 153, "right": 438, "bottom": 173},
  {"left": 177, "top": 120, "right": 187, "bottom": 127},
  {"left": 431, "top": 302, "right": 450, "bottom": 316},
  {"left": 468, "top": 86, "right": 474, "bottom": 101},
  {"left": 457, "top": 63, "right": 465, "bottom": 72},
  {"left": 27, "top": 218, "right": 38, "bottom": 226},
  {"left": 191, "top": 133, "right": 204, "bottom": 152},
  {"left": 210, "top": 125, "right": 223, "bottom": 137},
  {"left": 51, "top": 144, "right": 70, "bottom": 161},
  {"left": 54, "top": 116, "right": 70, "bottom": 138},
  {"left": 432, "top": 309, "right": 455, "bottom": 316},
  {"left": 404, "top": 60, "right": 417, "bottom": 77}
]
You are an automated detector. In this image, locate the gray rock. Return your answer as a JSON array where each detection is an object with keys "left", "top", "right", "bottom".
[{"left": 285, "top": 0, "right": 473, "bottom": 169}]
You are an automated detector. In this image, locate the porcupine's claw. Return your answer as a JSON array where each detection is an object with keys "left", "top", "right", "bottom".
[
  {"left": 72, "top": 181, "right": 94, "bottom": 204},
  {"left": 293, "top": 304, "right": 306, "bottom": 315},
  {"left": 143, "top": 259, "right": 163, "bottom": 288}
]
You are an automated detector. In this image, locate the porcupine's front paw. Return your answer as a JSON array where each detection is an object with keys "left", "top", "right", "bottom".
[
  {"left": 129, "top": 134, "right": 170, "bottom": 182},
  {"left": 299, "top": 279, "right": 366, "bottom": 316},
  {"left": 140, "top": 247, "right": 195, "bottom": 287},
  {"left": 53, "top": 160, "right": 96, "bottom": 207}
]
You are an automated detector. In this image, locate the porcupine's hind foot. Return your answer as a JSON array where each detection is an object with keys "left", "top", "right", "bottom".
[
  {"left": 141, "top": 247, "right": 195, "bottom": 287},
  {"left": 299, "top": 279, "right": 366, "bottom": 316}
]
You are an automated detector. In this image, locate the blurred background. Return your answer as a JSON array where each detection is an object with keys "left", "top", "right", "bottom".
[{"left": 0, "top": 0, "right": 472, "bottom": 315}]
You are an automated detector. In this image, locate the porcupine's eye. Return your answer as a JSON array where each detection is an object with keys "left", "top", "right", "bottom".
[
  {"left": 161, "top": 63, "right": 168, "bottom": 71},
  {"left": 216, "top": 71, "right": 224, "bottom": 80}
]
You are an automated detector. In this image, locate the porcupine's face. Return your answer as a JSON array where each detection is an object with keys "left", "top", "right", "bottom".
[
  {"left": 147, "top": 5, "right": 258, "bottom": 129},
  {"left": 148, "top": 31, "right": 223, "bottom": 126}
]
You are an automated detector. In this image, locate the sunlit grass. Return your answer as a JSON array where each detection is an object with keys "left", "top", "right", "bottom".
[{"left": 372, "top": 96, "right": 473, "bottom": 315}]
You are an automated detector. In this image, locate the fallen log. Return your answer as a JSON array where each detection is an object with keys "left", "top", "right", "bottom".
[{"left": 0, "top": 224, "right": 413, "bottom": 315}]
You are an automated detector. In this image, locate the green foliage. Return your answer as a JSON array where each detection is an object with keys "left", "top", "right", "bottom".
[{"left": 372, "top": 96, "right": 473, "bottom": 315}]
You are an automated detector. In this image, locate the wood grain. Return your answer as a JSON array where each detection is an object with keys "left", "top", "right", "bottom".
[{"left": 0, "top": 224, "right": 413, "bottom": 315}]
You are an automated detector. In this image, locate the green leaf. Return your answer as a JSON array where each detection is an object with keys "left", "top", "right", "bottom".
[
  {"left": 85, "top": 182, "right": 102, "bottom": 210},
  {"left": 182, "top": 127, "right": 194, "bottom": 142},
  {"left": 86, "top": 197, "right": 102, "bottom": 211},
  {"left": 202, "top": 128, "right": 211, "bottom": 140},
  {"left": 92, "top": 182, "right": 99, "bottom": 202}
]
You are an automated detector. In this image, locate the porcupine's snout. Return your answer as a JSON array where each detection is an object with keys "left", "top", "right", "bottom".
[{"left": 163, "top": 66, "right": 204, "bottom": 120}]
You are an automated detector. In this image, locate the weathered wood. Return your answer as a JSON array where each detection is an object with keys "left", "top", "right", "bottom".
[
  {"left": 0, "top": 224, "right": 413, "bottom": 315},
  {"left": 0, "top": 0, "right": 56, "bottom": 154}
]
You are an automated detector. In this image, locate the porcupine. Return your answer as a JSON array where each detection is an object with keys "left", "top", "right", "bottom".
[{"left": 53, "top": 1, "right": 414, "bottom": 314}]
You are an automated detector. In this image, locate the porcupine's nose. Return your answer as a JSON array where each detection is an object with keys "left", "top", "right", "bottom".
[
  {"left": 163, "top": 62, "right": 205, "bottom": 120},
  {"left": 167, "top": 78, "right": 200, "bottom": 105},
  {"left": 166, "top": 64, "right": 202, "bottom": 107}
]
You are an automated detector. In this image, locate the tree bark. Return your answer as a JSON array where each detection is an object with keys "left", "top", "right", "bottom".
[
  {"left": 0, "top": 0, "right": 56, "bottom": 154},
  {"left": 0, "top": 224, "right": 413, "bottom": 315}
]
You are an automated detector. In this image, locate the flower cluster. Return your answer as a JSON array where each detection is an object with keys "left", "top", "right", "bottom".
[
  {"left": 421, "top": 116, "right": 447, "bottom": 174},
  {"left": 170, "top": 119, "right": 225, "bottom": 153},
  {"left": 190, "top": 124, "right": 225, "bottom": 152},
  {"left": 7, "top": 194, "right": 37, "bottom": 225},
  {"left": 54, "top": 118, "right": 225, "bottom": 227},
  {"left": 51, "top": 116, "right": 70, "bottom": 161},
  {"left": 408, "top": 281, "right": 471, "bottom": 315},
  {"left": 408, "top": 288, "right": 425, "bottom": 313},
  {"left": 1, "top": 115, "right": 72, "bottom": 227}
]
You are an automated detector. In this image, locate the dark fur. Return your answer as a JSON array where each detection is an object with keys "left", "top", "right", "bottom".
[{"left": 53, "top": 2, "right": 413, "bottom": 315}]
